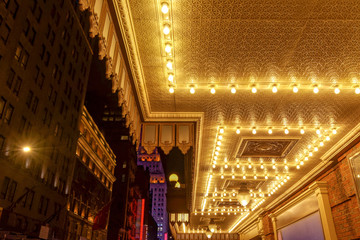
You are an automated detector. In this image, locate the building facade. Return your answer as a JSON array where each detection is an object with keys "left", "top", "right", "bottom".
[
  {"left": 138, "top": 149, "right": 168, "bottom": 240},
  {"left": 0, "top": 0, "right": 92, "bottom": 238},
  {"left": 65, "top": 106, "right": 116, "bottom": 240}
]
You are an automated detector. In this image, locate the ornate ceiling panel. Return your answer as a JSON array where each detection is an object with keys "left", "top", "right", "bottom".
[{"left": 125, "top": 0, "right": 360, "bottom": 233}]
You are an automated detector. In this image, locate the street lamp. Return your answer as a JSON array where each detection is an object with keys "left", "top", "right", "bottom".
[{"left": 23, "top": 146, "right": 31, "bottom": 152}]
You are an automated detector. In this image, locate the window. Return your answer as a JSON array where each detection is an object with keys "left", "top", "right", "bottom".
[
  {"left": 28, "top": 28, "right": 36, "bottom": 45},
  {"left": 44, "top": 52, "right": 50, "bottom": 66},
  {"left": 21, "top": 51, "right": 29, "bottom": 69},
  {"left": 26, "top": 90, "right": 33, "bottom": 107},
  {"left": 23, "top": 19, "right": 30, "bottom": 36},
  {"left": 19, "top": 116, "right": 26, "bottom": 134},
  {"left": 6, "top": 69, "right": 15, "bottom": 89},
  {"left": 0, "top": 97, "right": 6, "bottom": 118},
  {"left": 9, "top": 0, "right": 19, "bottom": 18},
  {"left": 0, "top": 177, "right": 10, "bottom": 199},
  {"left": 1, "top": 24, "right": 10, "bottom": 44},
  {"left": 14, "top": 43, "right": 23, "bottom": 62},
  {"left": 35, "top": 6, "right": 42, "bottom": 23},
  {"left": 7, "top": 180, "right": 17, "bottom": 201},
  {"left": 34, "top": 65, "right": 40, "bottom": 83},
  {"left": 22, "top": 188, "right": 34, "bottom": 210},
  {"left": 31, "top": 97, "right": 38, "bottom": 113},
  {"left": 12, "top": 77, "right": 22, "bottom": 96},
  {"left": 38, "top": 73, "right": 45, "bottom": 89},
  {"left": 4, "top": 104, "right": 14, "bottom": 124}
]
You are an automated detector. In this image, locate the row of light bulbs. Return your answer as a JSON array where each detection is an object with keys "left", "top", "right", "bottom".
[
  {"left": 159, "top": 1, "right": 177, "bottom": 88},
  {"left": 169, "top": 84, "right": 360, "bottom": 94},
  {"left": 234, "top": 126, "right": 337, "bottom": 135}
]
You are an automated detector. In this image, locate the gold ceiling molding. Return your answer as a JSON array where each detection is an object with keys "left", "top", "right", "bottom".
[{"left": 141, "top": 123, "right": 194, "bottom": 155}]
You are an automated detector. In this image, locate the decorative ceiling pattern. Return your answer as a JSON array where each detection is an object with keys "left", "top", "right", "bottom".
[{"left": 124, "top": 0, "right": 360, "bottom": 233}]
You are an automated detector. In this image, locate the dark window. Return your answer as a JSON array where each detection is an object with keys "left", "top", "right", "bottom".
[
  {"left": 12, "top": 77, "right": 22, "bottom": 96},
  {"left": 25, "top": 121, "right": 32, "bottom": 136},
  {"left": 0, "top": 177, "right": 10, "bottom": 199},
  {"left": 49, "top": 31, "right": 55, "bottom": 46},
  {"left": 26, "top": 90, "right": 33, "bottom": 107},
  {"left": 35, "top": 7, "right": 42, "bottom": 23},
  {"left": 1, "top": 24, "right": 11, "bottom": 44},
  {"left": 52, "top": 91, "right": 57, "bottom": 105},
  {"left": 38, "top": 73, "right": 45, "bottom": 89},
  {"left": 46, "top": 24, "right": 51, "bottom": 39},
  {"left": 31, "top": 97, "right": 38, "bottom": 113},
  {"left": 23, "top": 19, "right": 30, "bottom": 36},
  {"left": 30, "top": 0, "right": 37, "bottom": 12},
  {"left": 0, "top": 97, "right": 6, "bottom": 119},
  {"left": 4, "top": 104, "right": 14, "bottom": 124},
  {"left": 40, "top": 44, "right": 45, "bottom": 59},
  {"left": 34, "top": 65, "right": 40, "bottom": 83},
  {"left": 22, "top": 188, "right": 34, "bottom": 210},
  {"left": 28, "top": 28, "right": 36, "bottom": 45},
  {"left": 7, "top": 180, "right": 17, "bottom": 201},
  {"left": 0, "top": 135, "right": 5, "bottom": 150},
  {"left": 9, "top": 0, "right": 19, "bottom": 19},
  {"left": 42, "top": 108, "right": 48, "bottom": 124},
  {"left": 6, "top": 69, "right": 15, "bottom": 89},
  {"left": 19, "top": 116, "right": 26, "bottom": 134},
  {"left": 44, "top": 52, "right": 50, "bottom": 66},
  {"left": 38, "top": 195, "right": 44, "bottom": 214}
]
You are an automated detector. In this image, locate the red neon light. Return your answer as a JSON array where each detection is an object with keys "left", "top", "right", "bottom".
[
  {"left": 164, "top": 232, "right": 168, "bottom": 240},
  {"left": 140, "top": 199, "right": 145, "bottom": 240}
]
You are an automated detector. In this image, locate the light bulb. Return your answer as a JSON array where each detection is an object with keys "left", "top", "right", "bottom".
[
  {"left": 219, "top": 128, "right": 224, "bottom": 134},
  {"left": 251, "top": 86, "right": 257, "bottom": 93},
  {"left": 165, "top": 43, "right": 172, "bottom": 53},
  {"left": 316, "top": 129, "right": 321, "bottom": 135},
  {"left": 332, "top": 129, "right": 337, "bottom": 134},
  {"left": 163, "top": 24, "right": 170, "bottom": 35},
  {"left": 356, "top": 87, "right": 360, "bottom": 94},
  {"left": 214, "top": 151, "right": 219, "bottom": 155},
  {"left": 232, "top": 175, "right": 235, "bottom": 179},
  {"left": 214, "top": 156, "right": 218, "bottom": 160},
  {"left": 334, "top": 87, "right": 340, "bottom": 94},
  {"left": 254, "top": 175, "right": 257, "bottom": 179},
  {"left": 293, "top": 85, "right": 298, "bottom": 93},
  {"left": 252, "top": 128, "right": 257, "bottom": 134},
  {"left": 231, "top": 87, "right": 236, "bottom": 94},
  {"left": 326, "top": 136, "right": 330, "bottom": 141},
  {"left": 300, "top": 128, "right": 305, "bottom": 134},
  {"left": 225, "top": 164, "right": 228, "bottom": 168},
  {"left": 260, "top": 164, "right": 264, "bottom": 169},
  {"left": 285, "top": 165, "right": 289, "bottom": 169},
  {"left": 265, "top": 175, "right": 268, "bottom": 179},
  {"left": 168, "top": 73, "right": 174, "bottom": 82},
  {"left": 210, "top": 88, "right": 216, "bottom": 94},
  {"left": 314, "top": 147, "right": 318, "bottom": 152},
  {"left": 218, "top": 135, "right": 223, "bottom": 140},
  {"left": 221, "top": 175, "right": 224, "bottom": 179},
  {"left": 190, "top": 87, "right": 195, "bottom": 94},
  {"left": 272, "top": 85, "right": 278, "bottom": 93},
  {"left": 166, "top": 60, "right": 173, "bottom": 70},
  {"left": 284, "top": 128, "right": 289, "bottom": 134},
  {"left": 300, "top": 161, "right": 304, "bottom": 165},
  {"left": 169, "top": 87, "right": 174, "bottom": 93},
  {"left": 161, "top": 2, "right": 169, "bottom": 14},
  {"left": 268, "top": 128, "right": 273, "bottom": 134},
  {"left": 236, "top": 128, "right": 240, "bottom": 134},
  {"left": 313, "top": 86, "right": 319, "bottom": 94},
  {"left": 248, "top": 164, "right": 252, "bottom": 169},
  {"left": 319, "top": 141, "right": 324, "bottom": 147},
  {"left": 243, "top": 175, "right": 246, "bottom": 179},
  {"left": 215, "top": 146, "right": 220, "bottom": 151},
  {"left": 309, "top": 152, "right": 313, "bottom": 157},
  {"left": 216, "top": 141, "right": 221, "bottom": 145},
  {"left": 236, "top": 164, "right": 240, "bottom": 168}
]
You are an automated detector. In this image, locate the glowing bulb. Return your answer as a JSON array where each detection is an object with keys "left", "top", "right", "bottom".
[
  {"left": 326, "top": 136, "right": 330, "bottom": 141},
  {"left": 219, "top": 128, "right": 224, "bottom": 134},
  {"left": 252, "top": 128, "right": 257, "bottom": 134},
  {"left": 293, "top": 85, "right": 298, "bottom": 93},
  {"left": 285, "top": 165, "right": 289, "bottom": 170},
  {"left": 356, "top": 87, "right": 360, "bottom": 94},
  {"left": 243, "top": 175, "right": 246, "bottom": 179},
  {"left": 319, "top": 141, "right": 324, "bottom": 147},
  {"left": 169, "top": 87, "right": 174, "bottom": 93},
  {"left": 214, "top": 156, "right": 218, "bottom": 160},
  {"left": 313, "top": 86, "right": 319, "bottom": 94},
  {"left": 231, "top": 87, "right": 236, "bottom": 94},
  {"left": 221, "top": 175, "right": 224, "bottom": 179},
  {"left": 166, "top": 60, "right": 173, "bottom": 70},
  {"left": 215, "top": 146, "right": 220, "bottom": 151},
  {"left": 284, "top": 128, "right": 289, "bottom": 134},
  {"left": 248, "top": 164, "right": 252, "bottom": 169},
  {"left": 190, "top": 87, "right": 195, "bottom": 94},
  {"left": 334, "top": 87, "right": 340, "bottom": 94},
  {"left": 161, "top": 2, "right": 169, "bottom": 14},
  {"left": 272, "top": 85, "right": 278, "bottom": 93},
  {"left": 168, "top": 73, "right": 174, "bottom": 82},
  {"left": 265, "top": 175, "right": 268, "bottom": 179},
  {"left": 260, "top": 164, "right": 264, "bottom": 169},
  {"left": 251, "top": 86, "right": 257, "bottom": 93},
  {"left": 300, "top": 128, "right": 305, "bottom": 134},
  {"left": 300, "top": 161, "right": 304, "bottom": 165},
  {"left": 237, "top": 164, "right": 240, "bottom": 168},
  {"left": 165, "top": 43, "right": 172, "bottom": 53},
  {"left": 163, "top": 24, "right": 170, "bottom": 35},
  {"left": 309, "top": 152, "right": 313, "bottom": 157},
  {"left": 332, "top": 129, "right": 337, "bottom": 134},
  {"left": 23, "top": 147, "right": 31, "bottom": 152},
  {"left": 236, "top": 128, "right": 241, "bottom": 134},
  {"left": 316, "top": 129, "right": 321, "bottom": 135},
  {"left": 296, "top": 165, "right": 300, "bottom": 169},
  {"left": 225, "top": 164, "right": 228, "bottom": 169},
  {"left": 210, "top": 88, "right": 216, "bottom": 94},
  {"left": 304, "top": 157, "right": 308, "bottom": 161},
  {"left": 216, "top": 141, "right": 221, "bottom": 145},
  {"left": 254, "top": 175, "right": 257, "bottom": 179},
  {"left": 232, "top": 175, "right": 235, "bottom": 179},
  {"left": 314, "top": 147, "right": 318, "bottom": 152},
  {"left": 268, "top": 128, "right": 273, "bottom": 134},
  {"left": 214, "top": 151, "right": 219, "bottom": 156},
  {"left": 218, "top": 135, "right": 223, "bottom": 140}
]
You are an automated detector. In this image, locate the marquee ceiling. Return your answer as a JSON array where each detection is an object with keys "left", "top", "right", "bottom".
[{"left": 124, "top": 0, "right": 360, "bottom": 233}]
